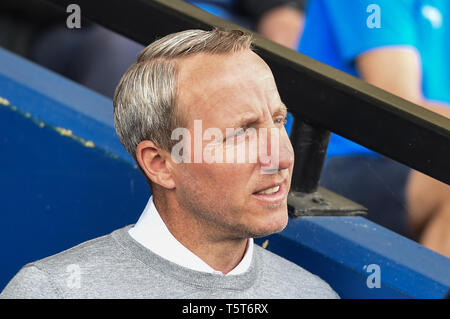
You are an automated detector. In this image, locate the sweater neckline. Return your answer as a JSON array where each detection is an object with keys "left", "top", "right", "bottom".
[
  {"left": 128, "top": 195, "right": 254, "bottom": 275},
  {"left": 112, "top": 225, "right": 259, "bottom": 291}
]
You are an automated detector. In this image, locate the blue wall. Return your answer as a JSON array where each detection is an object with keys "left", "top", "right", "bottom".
[
  {"left": 255, "top": 217, "right": 450, "bottom": 299},
  {"left": 0, "top": 48, "right": 149, "bottom": 291}
]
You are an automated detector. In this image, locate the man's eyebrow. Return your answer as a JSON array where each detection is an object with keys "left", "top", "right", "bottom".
[
  {"left": 272, "top": 102, "right": 288, "bottom": 117},
  {"left": 229, "top": 102, "right": 288, "bottom": 129}
]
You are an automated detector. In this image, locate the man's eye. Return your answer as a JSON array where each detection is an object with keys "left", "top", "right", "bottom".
[
  {"left": 234, "top": 128, "right": 246, "bottom": 137},
  {"left": 274, "top": 117, "right": 287, "bottom": 125},
  {"left": 225, "top": 128, "right": 246, "bottom": 140}
]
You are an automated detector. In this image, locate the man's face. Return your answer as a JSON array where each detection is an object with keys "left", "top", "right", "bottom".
[{"left": 170, "top": 49, "right": 294, "bottom": 240}]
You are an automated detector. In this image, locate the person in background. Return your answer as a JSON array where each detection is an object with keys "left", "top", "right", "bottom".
[
  {"left": 298, "top": 0, "right": 450, "bottom": 257},
  {"left": 0, "top": 0, "right": 304, "bottom": 98},
  {"left": 187, "top": 0, "right": 305, "bottom": 50}
]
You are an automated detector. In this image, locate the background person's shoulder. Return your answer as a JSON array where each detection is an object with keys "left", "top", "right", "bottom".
[{"left": 255, "top": 244, "right": 340, "bottom": 299}]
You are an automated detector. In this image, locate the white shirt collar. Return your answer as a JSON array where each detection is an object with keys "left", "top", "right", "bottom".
[{"left": 128, "top": 195, "right": 253, "bottom": 276}]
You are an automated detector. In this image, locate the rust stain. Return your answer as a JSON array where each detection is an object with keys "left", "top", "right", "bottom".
[
  {"left": 54, "top": 126, "right": 95, "bottom": 148},
  {"left": 55, "top": 126, "right": 73, "bottom": 137},
  {"left": 0, "top": 96, "right": 133, "bottom": 159},
  {"left": 0, "top": 96, "right": 96, "bottom": 149},
  {"left": 83, "top": 141, "right": 95, "bottom": 148},
  {"left": 0, "top": 97, "right": 10, "bottom": 106}
]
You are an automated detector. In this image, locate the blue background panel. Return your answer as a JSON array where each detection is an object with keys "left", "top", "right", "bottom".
[
  {"left": 0, "top": 95, "right": 149, "bottom": 291},
  {"left": 255, "top": 217, "right": 450, "bottom": 299}
]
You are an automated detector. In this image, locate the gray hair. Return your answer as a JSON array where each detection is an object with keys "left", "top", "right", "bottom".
[{"left": 113, "top": 28, "right": 254, "bottom": 163}]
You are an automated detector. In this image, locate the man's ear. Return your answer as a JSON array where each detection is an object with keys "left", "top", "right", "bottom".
[{"left": 136, "top": 140, "right": 176, "bottom": 189}]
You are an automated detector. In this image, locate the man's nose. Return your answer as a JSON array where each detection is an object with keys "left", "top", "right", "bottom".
[
  {"left": 278, "top": 139, "right": 295, "bottom": 170},
  {"left": 259, "top": 128, "right": 294, "bottom": 174}
]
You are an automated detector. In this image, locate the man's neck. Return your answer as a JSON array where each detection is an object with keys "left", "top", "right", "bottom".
[{"left": 153, "top": 193, "right": 249, "bottom": 275}]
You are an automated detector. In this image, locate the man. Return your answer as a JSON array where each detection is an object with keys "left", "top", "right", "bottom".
[
  {"left": 298, "top": 0, "right": 450, "bottom": 256},
  {"left": 1, "top": 28, "right": 338, "bottom": 298}
]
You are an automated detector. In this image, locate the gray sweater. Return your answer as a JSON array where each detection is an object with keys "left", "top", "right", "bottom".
[{"left": 0, "top": 225, "right": 339, "bottom": 299}]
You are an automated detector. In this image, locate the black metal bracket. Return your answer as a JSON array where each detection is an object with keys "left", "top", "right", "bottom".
[
  {"left": 290, "top": 120, "right": 330, "bottom": 193},
  {"left": 288, "top": 119, "right": 367, "bottom": 216},
  {"left": 288, "top": 187, "right": 367, "bottom": 217}
]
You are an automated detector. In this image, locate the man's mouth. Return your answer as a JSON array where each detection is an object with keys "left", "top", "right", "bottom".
[
  {"left": 254, "top": 185, "right": 280, "bottom": 195},
  {"left": 252, "top": 183, "right": 286, "bottom": 204}
]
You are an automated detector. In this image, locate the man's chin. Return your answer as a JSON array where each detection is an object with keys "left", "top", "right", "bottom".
[{"left": 248, "top": 211, "right": 289, "bottom": 239}]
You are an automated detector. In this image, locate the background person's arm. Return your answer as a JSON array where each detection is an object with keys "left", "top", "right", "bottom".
[
  {"left": 356, "top": 46, "right": 450, "bottom": 255},
  {"left": 356, "top": 47, "right": 450, "bottom": 118}
]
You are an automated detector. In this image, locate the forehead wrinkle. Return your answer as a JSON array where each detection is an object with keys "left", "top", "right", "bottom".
[
  {"left": 177, "top": 50, "right": 279, "bottom": 128},
  {"left": 198, "top": 82, "right": 264, "bottom": 128},
  {"left": 190, "top": 59, "right": 272, "bottom": 110},
  {"left": 229, "top": 110, "right": 262, "bottom": 129},
  {"left": 180, "top": 72, "right": 246, "bottom": 121},
  {"left": 224, "top": 89, "right": 284, "bottom": 129}
]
